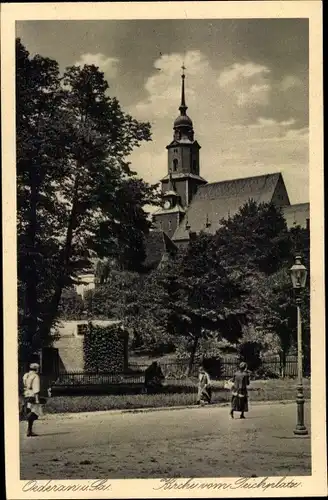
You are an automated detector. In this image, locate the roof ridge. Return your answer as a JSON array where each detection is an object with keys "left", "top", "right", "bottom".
[
  {"left": 283, "top": 202, "right": 310, "bottom": 209},
  {"left": 198, "top": 172, "right": 281, "bottom": 190}
]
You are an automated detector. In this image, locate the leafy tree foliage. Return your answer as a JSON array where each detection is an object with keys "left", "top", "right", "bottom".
[
  {"left": 157, "top": 203, "right": 309, "bottom": 371},
  {"left": 237, "top": 225, "right": 310, "bottom": 374},
  {"left": 154, "top": 233, "right": 250, "bottom": 373},
  {"left": 17, "top": 39, "right": 69, "bottom": 359},
  {"left": 17, "top": 39, "right": 158, "bottom": 361},
  {"left": 75, "top": 202, "right": 310, "bottom": 375},
  {"left": 84, "top": 269, "right": 174, "bottom": 354},
  {"left": 57, "top": 288, "right": 85, "bottom": 320},
  {"left": 251, "top": 264, "right": 310, "bottom": 373},
  {"left": 215, "top": 200, "right": 291, "bottom": 275}
]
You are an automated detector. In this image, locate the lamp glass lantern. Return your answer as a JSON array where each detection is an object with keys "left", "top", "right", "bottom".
[{"left": 290, "top": 255, "right": 307, "bottom": 289}]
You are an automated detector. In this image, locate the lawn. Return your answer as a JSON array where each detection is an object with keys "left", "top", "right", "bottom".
[{"left": 44, "top": 378, "right": 310, "bottom": 414}]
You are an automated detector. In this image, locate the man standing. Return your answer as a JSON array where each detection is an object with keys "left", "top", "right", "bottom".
[{"left": 23, "top": 363, "right": 42, "bottom": 437}]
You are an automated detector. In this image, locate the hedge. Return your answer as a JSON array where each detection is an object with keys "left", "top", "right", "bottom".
[{"left": 83, "top": 323, "right": 128, "bottom": 372}]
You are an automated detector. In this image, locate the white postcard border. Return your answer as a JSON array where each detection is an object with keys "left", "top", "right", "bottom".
[{"left": 2, "top": 2, "right": 325, "bottom": 499}]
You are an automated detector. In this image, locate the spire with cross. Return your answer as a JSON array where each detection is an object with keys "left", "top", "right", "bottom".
[{"left": 179, "top": 62, "right": 187, "bottom": 115}]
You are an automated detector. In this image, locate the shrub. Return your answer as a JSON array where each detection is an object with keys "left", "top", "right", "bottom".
[
  {"left": 83, "top": 323, "right": 129, "bottom": 372},
  {"left": 252, "top": 366, "right": 280, "bottom": 380},
  {"left": 238, "top": 341, "right": 262, "bottom": 371}
]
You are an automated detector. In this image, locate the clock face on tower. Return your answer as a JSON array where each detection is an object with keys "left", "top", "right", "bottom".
[{"left": 163, "top": 200, "right": 171, "bottom": 210}]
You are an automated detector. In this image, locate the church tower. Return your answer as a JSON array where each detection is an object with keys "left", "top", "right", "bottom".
[{"left": 153, "top": 66, "right": 207, "bottom": 238}]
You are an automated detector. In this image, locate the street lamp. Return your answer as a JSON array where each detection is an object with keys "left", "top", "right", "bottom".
[{"left": 290, "top": 255, "right": 308, "bottom": 436}]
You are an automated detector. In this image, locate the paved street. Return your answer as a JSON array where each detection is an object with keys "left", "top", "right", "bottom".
[{"left": 20, "top": 402, "right": 311, "bottom": 479}]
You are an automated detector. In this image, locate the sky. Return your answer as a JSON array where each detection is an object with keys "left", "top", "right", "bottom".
[{"left": 16, "top": 18, "right": 309, "bottom": 204}]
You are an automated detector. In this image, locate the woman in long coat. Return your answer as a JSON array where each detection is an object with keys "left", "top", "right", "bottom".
[{"left": 230, "top": 362, "right": 250, "bottom": 419}]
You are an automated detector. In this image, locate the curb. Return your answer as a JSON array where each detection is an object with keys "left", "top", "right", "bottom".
[{"left": 41, "top": 399, "right": 310, "bottom": 421}]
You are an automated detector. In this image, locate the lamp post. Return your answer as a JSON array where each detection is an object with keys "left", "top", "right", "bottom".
[{"left": 290, "top": 255, "right": 308, "bottom": 436}]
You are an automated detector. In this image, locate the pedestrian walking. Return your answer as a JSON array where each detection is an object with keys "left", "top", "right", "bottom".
[
  {"left": 22, "top": 363, "right": 43, "bottom": 437},
  {"left": 230, "top": 362, "right": 250, "bottom": 419},
  {"left": 197, "top": 366, "right": 212, "bottom": 405}
]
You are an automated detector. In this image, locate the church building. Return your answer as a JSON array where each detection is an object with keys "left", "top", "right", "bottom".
[{"left": 153, "top": 68, "right": 310, "bottom": 245}]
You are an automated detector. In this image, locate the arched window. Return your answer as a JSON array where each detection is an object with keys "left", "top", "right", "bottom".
[
  {"left": 173, "top": 158, "right": 178, "bottom": 171},
  {"left": 168, "top": 220, "right": 172, "bottom": 231},
  {"left": 192, "top": 159, "right": 197, "bottom": 172}
]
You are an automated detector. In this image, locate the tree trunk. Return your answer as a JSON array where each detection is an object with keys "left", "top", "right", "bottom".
[
  {"left": 23, "top": 166, "right": 39, "bottom": 358},
  {"left": 39, "top": 172, "right": 81, "bottom": 341},
  {"left": 279, "top": 350, "right": 287, "bottom": 378},
  {"left": 187, "top": 334, "right": 199, "bottom": 376},
  {"left": 19, "top": 105, "right": 47, "bottom": 361}
]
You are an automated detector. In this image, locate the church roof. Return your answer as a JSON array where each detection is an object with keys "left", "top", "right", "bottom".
[
  {"left": 173, "top": 173, "right": 285, "bottom": 241},
  {"left": 166, "top": 139, "right": 201, "bottom": 148},
  {"left": 142, "top": 230, "right": 177, "bottom": 270},
  {"left": 161, "top": 172, "right": 207, "bottom": 183}
]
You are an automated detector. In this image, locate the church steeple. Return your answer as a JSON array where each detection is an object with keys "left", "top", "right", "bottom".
[
  {"left": 160, "top": 65, "right": 206, "bottom": 209},
  {"left": 173, "top": 65, "right": 194, "bottom": 140},
  {"left": 153, "top": 64, "right": 207, "bottom": 237},
  {"left": 179, "top": 64, "right": 187, "bottom": 116}
]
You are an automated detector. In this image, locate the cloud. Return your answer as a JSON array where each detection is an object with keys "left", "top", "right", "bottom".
[
  {"left": 249, "top": 117, "right": 296, "bottom": 128},
  {"left": 218, "top": 62, "right": 271, "bottom": 107},
  {"left": 129, "top": 149, "right": 167, "bottom": 185},
  {"left": 133, "top": 50, "right": 210, "bottom": 121},
  {"left": 283, "top": 127, "right": 309, "bottom": 140},
  {"left": 128, "top": 51, "right": 308, "bottom": 204},
  {"left": 75, "top": 53, "right": 119, "bottom": 78},
  {"left": 248, "top": 126, "right": 308, "bottom": 143},
  {"left": 280, "top": 118, "right": 297, "bottom": 127},
  {"left": 280, "top": 75, "right": 303, "bottom": 91},
  {"left": 218, "top": 62, "right": 270, "bottom": 86}
]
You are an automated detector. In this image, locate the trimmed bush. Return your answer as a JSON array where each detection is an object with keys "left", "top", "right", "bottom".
[{"left": 83, "top": 323, "right": 129, "bottom": 373}]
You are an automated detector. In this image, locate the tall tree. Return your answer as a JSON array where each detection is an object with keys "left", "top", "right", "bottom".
[
  {"left": 249, "top": 225, "right": 310, "bottom": 373},
  {"left": 16, "top": 40, "right": 158, "bottom": 360},
  {"left": 156, "top": 233, "right": 249, "bottom": 373},
  {"left": 16, "top": 39, "right": 69, "bottom": 359}
]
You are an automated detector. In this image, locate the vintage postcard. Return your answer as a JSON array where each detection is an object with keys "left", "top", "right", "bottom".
[{"left": 2, "top": 1, "right": 326, "bottom": 499}]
